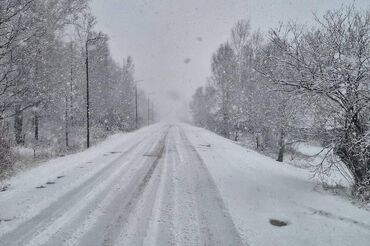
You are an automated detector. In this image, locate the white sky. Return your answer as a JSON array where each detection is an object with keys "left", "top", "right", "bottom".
[{"left": 90, "top": 0, "right": 369, "bottom": 121}]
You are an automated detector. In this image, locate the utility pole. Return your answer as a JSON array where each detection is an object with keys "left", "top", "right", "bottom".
[
  {"left": 65, "top": 92, "right": 69, "bottom": 148},
  {"left": 134, "top": 80, "right": 143, "bottom": 129},
  {"left": 85, "top": 27, "right": 104, "bottom": 149},
  {"left": 151, "top": 101, "right": 154, "bottom": 123},
  {"left": 147, "top": 96, "right": 150, "bottom": 126},
  {"left": 135, "top": 85, "right": 138, "bottom": 128},
  {"left": 85, "top": 40, "right": 90, "bottom": 148},
  {"left": 66, "top": 42, "right": 74, "bottom": 148}
]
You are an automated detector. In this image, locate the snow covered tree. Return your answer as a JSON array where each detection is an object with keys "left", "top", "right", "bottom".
[
  {"left": 190, "top": 86, "right": 217, "bottom": 130},
  {"left": 0, "top": 0, "right": 34, "bottom": 121},
  {"left": 210, "top": 42, "right": 237, "bottom": 138},
  {"left": 0, "top": 0, "right": 144, "bottom": 162},
  {"left": 260, "top": 7, "right": 370, "bottom": 191}
]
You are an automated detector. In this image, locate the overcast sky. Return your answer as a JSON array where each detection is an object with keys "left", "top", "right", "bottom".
[{"left": 90, "top": 0, "right": 369, "bottom": 121}]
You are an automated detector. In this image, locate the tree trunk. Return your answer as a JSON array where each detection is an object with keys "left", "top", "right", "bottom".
[
  {"left": 234, "top": 131, "right": 239, "bottom": 142},
  {"left": 334, "top": 107, "right": 370, "bottom": 193},
  {"left": 70, "top": 66, "right": 74, "bottom": 127},
  {"left": 14, "top": 105, "right": 24, "bottom": 145},
  {"left": 221, "top": 88, "right": 230, "bottom": 139},
  {"left": 336, "top": 130, "right": 370, "bottom": 192},
  {"left": 222, "top": 110, "right": 230, "bottom": 139},
  {"left": 277, "top": 129, "right": 285, "bottom": 162},
  {"left": 34, "top": 113, "right": 39, "bottom": 141}
]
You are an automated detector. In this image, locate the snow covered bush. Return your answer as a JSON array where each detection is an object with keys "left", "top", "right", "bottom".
[{"left": 0, "top": 131, "right": 14, "bottom": 181}]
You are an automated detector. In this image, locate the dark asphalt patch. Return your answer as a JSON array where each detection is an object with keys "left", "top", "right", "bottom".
[{"left": 270, "top": 219, "right": 289, "bottom": 227}]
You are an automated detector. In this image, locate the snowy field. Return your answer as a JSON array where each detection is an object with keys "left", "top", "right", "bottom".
[{"left": 0, "top": 123, "right": 369, "bottom": 246}]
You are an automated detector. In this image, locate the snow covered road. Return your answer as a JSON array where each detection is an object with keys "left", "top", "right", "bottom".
[
  {"left": 0, "top": 124, "right": 370, "bottom": 246},
  {"left": 0, "top": 124, "right": 243, "bottom": 246}
]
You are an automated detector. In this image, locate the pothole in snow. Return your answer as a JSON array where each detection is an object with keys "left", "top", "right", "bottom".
[
  {"left": 57, "top": 176, "right": 65, "bottom": 179},
  {"left": 269, "top": 219, "right": 289, "bottom": 227},
  {"left": 46, "top": 181, "right": 56, "bottom": 185},
  {"left": 36, "top": 185, "right": 46, "bottom": 189}
]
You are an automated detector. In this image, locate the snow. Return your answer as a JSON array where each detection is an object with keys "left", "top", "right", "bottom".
[
  {"left": 291, "top": 142, "right": 326, "bottom": 156},
  {"left": 0, "top": 125, "right": 161, "bottom": 234},
  {"left": 290, "top": 142, "right": 353, "bottom": 187},
  {"left": 182, "top": 124, "right": 370, "bottom": 246},
  {"left": 0, "top": 123, "right": 369, "bottom": 246},
  {"left": 12, "top": 146, "right": 34, "bottom": 158}
]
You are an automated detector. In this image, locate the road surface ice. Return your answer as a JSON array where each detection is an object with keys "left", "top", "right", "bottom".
[{"left": 0, "top": 124, "right": 369, "bottom": 246}]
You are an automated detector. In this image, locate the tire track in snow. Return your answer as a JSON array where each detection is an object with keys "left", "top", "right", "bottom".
[
  {"left": 177, "top": 126, "right": 245, "bottom": 246},
  {"left": 0, "top": 128, "right": 164, "bottom": 246},
  {"left": 40, "top": 130, "right": 166, "bottom": 246},
  {"left": 0, "top": 124, "right": 246, "bottom": 245},
  {"left": 77, "top": 128, "right": 169, "bottom": 246},
  {"left": 142, "top": 127, "right": 176, "bottom": 246}
]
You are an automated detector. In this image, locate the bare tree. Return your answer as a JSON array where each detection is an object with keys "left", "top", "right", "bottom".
[
  {"left": 0, "top": 0, "right": 34, "bottom": 121},
  {"left": 260, "top": 7, "right": 370, "bottom": 192}
]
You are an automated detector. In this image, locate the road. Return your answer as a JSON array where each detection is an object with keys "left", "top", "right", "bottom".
[
  {"left": 2, "top": 124, "right": 370, "bottom": 246},
  {"left": 0, "top": 124, "right": 244, "bottom": 246}
]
